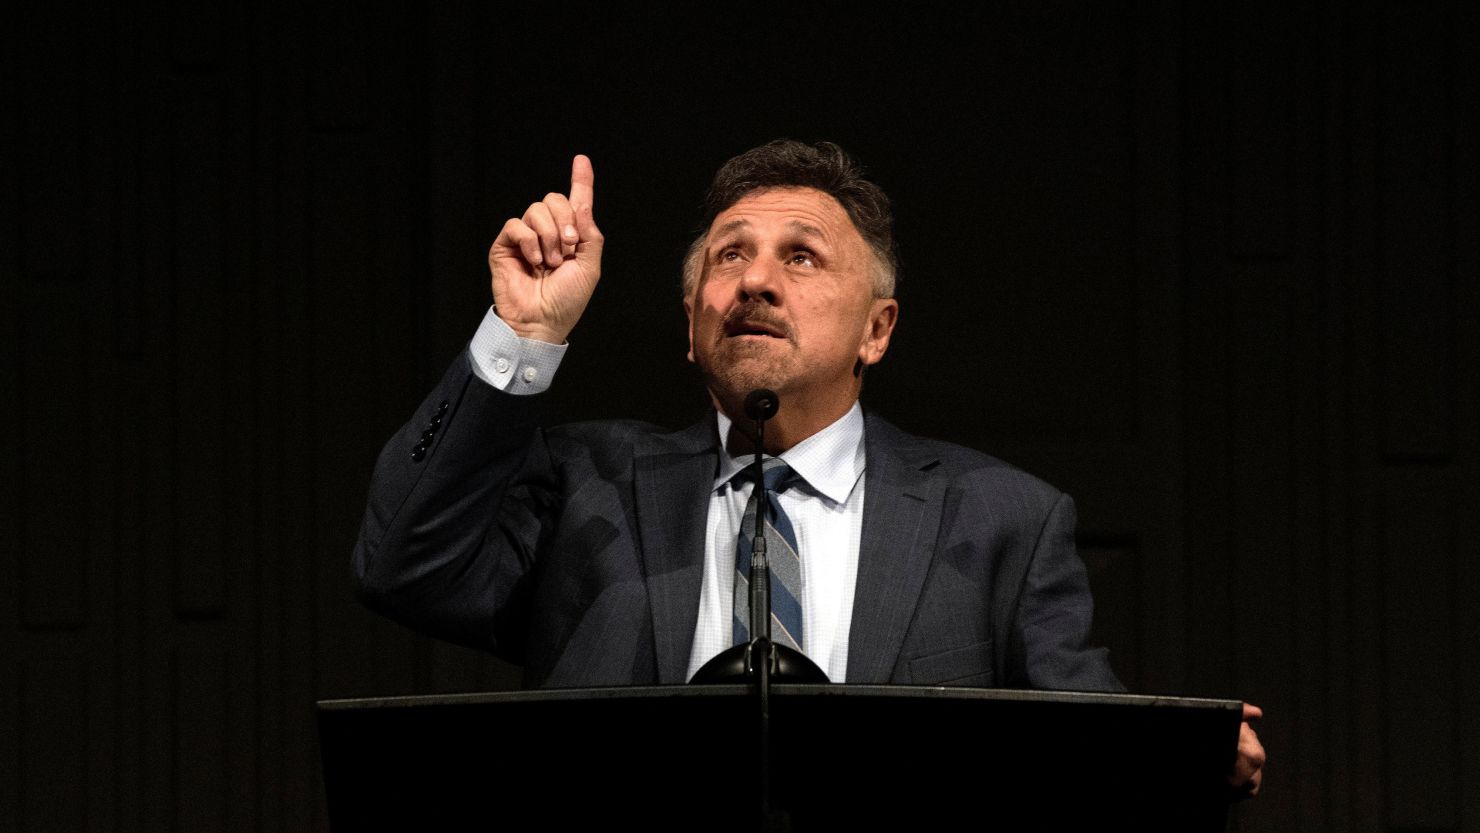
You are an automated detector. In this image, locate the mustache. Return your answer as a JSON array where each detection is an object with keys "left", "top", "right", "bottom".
[{"left": 721, "top": 303, "right": 793, "bottom": 341}]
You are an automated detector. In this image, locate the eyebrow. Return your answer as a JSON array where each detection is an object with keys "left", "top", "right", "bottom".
[
  {"left": 709, "top": 219, "right": 830, "bottom": 245},
  {"left": 710, "top": 219, "right": 751, "bottom": 241},
  {"left": 785, "top": 220, "right": 828, "bottom": 243}
]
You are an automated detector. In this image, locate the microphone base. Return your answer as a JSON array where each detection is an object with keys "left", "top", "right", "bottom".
[{"left": 689, "top": 639, "right": 829, "bottom": 684}]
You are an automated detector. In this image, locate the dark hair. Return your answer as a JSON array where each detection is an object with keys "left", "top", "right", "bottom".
[{"left": 682, "top": 139, "right": 898, "bottom": 298}]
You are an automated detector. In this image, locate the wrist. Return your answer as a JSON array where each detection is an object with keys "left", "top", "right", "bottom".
[
  {"left": 507, "top": 322, "right": 566, "bottom": 345},
  {"left": 494, "top": 308, "right": 567, "bottom": 345}
]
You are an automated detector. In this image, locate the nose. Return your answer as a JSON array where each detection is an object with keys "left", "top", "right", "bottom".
[{"left": 737, "top": 257, "right": 782, "bottom": 305}]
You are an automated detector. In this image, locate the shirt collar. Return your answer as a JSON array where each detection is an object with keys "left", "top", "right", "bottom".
[{"left": 713, "top": 400, "right": 866, "bottom": 506}]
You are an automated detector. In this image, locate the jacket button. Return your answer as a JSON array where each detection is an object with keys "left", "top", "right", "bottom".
[
  {"left": 421, "top": 430, "right": 435, "bottom": 443},
  {"left": 411, "top": 448, "right": 426, "bottom": 462},
  {"left": 438, "top": 401, "right": 449, "bottom": 413}
]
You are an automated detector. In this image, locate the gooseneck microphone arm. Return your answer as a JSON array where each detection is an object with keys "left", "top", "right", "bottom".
[{"left": 744, "top": 388, "right": 779, "bottom": 648}]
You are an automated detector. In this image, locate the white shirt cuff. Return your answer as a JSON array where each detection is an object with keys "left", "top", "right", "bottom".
[{"left": 467, "top": 307, "right": 567, "bottom": 395}]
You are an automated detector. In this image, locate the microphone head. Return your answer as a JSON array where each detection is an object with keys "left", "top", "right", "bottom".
[{"left": 744, "top": 389, "right": 780, "bottom": 421}]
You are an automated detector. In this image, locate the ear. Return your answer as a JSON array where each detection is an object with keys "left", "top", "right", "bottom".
[
  {"left": 684, "top": 294, "right": 696, "bottom": 363},
  {"left": 857, "top": 298, "right": 898, "bottom": 367}
]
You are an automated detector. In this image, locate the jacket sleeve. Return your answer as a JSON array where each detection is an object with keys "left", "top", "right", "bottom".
[
  {"left": 1010, "top": 492, "right": 1126, "bottom": 692},
  {"left": 351, "top": 351, "right": 558, "bottom": 661}
]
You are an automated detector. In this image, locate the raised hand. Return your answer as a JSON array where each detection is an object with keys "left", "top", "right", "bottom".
[{"left": 488, "top": 155, "right": 603, "bottom": 344}]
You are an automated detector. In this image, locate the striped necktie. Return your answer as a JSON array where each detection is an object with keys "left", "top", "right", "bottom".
[{"left": 732, "top": 458, "right": 806, "bottom": 652}]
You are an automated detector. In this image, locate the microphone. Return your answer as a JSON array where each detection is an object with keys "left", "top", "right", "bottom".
[{"left": 744, "top": 388, "right": 780, "bottom": 422}]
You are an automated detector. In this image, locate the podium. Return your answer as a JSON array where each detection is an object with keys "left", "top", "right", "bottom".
[{"left": 318, "top": 685, "right": 1241, "bottom": 831}]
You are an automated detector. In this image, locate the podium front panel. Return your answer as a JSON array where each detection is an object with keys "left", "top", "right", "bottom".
[{"left": 318, "top": 685, "right": 1240, "bottom": 831}]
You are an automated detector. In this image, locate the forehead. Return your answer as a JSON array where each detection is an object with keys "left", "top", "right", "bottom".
[{"left": 706, "top": 187, "right": 861, "bottom": 244}]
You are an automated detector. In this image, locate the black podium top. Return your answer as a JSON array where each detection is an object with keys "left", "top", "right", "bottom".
[{"left": 319, "top": 685, "right": 1241, "bottom": 831}]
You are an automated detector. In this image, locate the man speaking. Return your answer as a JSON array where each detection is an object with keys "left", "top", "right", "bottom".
[{"left": 351, "top": 140, "right": 1263, "bottom": 793}]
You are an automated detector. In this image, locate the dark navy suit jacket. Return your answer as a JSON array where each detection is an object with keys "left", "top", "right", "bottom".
[{"left": 353, "top": 354, "right": 1123, "bottom": 692}]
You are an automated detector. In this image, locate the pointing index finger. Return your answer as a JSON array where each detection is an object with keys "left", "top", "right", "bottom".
[{"left": 569, "top": 154, "right": 595, "bottom": 213}]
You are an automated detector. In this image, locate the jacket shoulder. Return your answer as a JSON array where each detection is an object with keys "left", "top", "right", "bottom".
[{"left": 865, "top": 413, "right": 1067, "bottom": 507}]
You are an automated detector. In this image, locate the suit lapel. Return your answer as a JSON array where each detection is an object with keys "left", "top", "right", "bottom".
[
  {"left": 846, "top": 414, "right": 945, "bottom": 683},
  {"left": 634, "top": 417, "right": 718, "bottom": 683}
]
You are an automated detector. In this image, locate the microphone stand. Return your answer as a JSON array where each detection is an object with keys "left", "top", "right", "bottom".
[
  {"left": 750, "top": 401, "right": 776, "bottom": 830},
  {"left": 691, "top": 389, "right": 827, "bottom": 831}
]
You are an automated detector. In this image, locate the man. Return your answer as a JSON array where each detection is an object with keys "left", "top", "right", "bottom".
[{"left": 352, "top": 140, "right": 1263, "bottom": 794}]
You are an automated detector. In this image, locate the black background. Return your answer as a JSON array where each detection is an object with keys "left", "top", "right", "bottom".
[{"left": 3, "top": 2, "right": 1477, "bottom": 831}]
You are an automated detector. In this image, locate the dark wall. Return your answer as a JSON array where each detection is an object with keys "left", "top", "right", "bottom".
[{"left": 3, "top": 2, "right": 1476, "bottom": 831}]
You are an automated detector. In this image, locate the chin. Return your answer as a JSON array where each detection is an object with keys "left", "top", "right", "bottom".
[
  {"left": 700, "top": 357, "right": 792, "bottom": 403},
  {"left": 711, "top": 369, "right": 784, "bottom": 400}
]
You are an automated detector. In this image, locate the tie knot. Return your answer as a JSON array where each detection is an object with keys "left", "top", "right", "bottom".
[{"left": 731, "top": 457, "right": 800, "bottom": 495}]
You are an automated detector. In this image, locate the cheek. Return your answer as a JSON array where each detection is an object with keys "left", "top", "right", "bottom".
[
  {"left": 691, "top": 299, "right": 729, "bottom": 346},
  {"left": 696, "top": 302, "right": 722, "bottom": 331},
  {"left": 802, "top": 294, "right": 864, "bottom": 337},
  {"left": 698, "top": 284, "right": 730, "bottom": 317}
]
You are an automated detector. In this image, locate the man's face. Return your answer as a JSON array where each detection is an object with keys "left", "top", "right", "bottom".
[{"left": 685, "top": 187, "right": 898, "bottom": 412}]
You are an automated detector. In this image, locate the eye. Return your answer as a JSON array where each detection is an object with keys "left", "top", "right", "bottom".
[
  {"left": 789, "top": 250, "right": 816, "bottom": 267},
  {"left": 718, "top": 247, "right": 742, "bottom": 263}
]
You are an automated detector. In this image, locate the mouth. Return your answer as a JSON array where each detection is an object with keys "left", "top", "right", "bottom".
[{"left": 723, "top": 319, "right": 788, "bottom": 340}]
